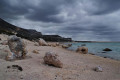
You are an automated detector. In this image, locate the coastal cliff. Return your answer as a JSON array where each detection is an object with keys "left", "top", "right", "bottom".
[{"left": 0, "top": 18, "right": 72, "bottom": 42}]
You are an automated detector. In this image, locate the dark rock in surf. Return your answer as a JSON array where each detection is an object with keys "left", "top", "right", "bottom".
[{"left": 103, "top": 48, "right": 112, "bottom": 51}]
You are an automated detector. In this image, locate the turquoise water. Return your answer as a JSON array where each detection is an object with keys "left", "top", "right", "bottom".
[{"left": 66, "top": 42, "right": 120, "bottom": 60}]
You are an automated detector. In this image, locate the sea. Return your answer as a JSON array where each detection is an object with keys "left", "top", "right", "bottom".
[{"left": 65, "top": 42, "right": 120, "bottom": 61}]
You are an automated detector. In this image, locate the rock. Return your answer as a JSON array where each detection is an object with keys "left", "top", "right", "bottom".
[
  {"left": 1, "top": 40, "right": 8, "bottom": 45},
  {"left": 51, "top": 44, "right": 57, "bottom": 47},
  {"left": 47, "top": 43, "right": 59, "bottom": 47},
  {"left": 20, "top": 75, "right": 24, "bottom": 79},
  {"left": 56, "top": 43, "right": 59, "bottom": 46},
  {"left": 7, "top": 65, "right": 23, "bottom": 71},
  {"left": 33, "top": 50, "right": 39, "bottom": 54},
  {"left": 62, "top": 45, "right": 69, "bottom": 48},
  {"left": 5, "top": 51, "right": 14, "bottom": 61},
  {"left": 103, "top": 48, "right": 112, "bottom": 51},
  {"left": 0, "top": 50, "right": 8, "bottom": 60},
  {"left": 104, "top": 57, "right": 107, "bottom": 58},
  {"left": 34, "top": 42, "right": 39, "bottom": 46},
  {"left": 81, "top": 44, "right": 86, "bottom": 46},
  {"left": 67, "top": 44, "right": 72, "bottom": 47},
  {"left": 94, "top": 66, "right": 103, "bottom": 72},
  {"left": 76, "top": 47, "right": 88, "bottom": 54},
  {"left": 44, "top": 52, "right": 63, "bottom": 68},
  {"left": 38, "top": 38, "right": 48, "bottom": 46},
  {"left": 89, "top": 53, "right": 95, "bottom": 55},
  {"left": 7, "top": 35, "right": 27, "bottom": 60},
  {"left": 47, "top": 44, "right": 51, "bottom": 46}
]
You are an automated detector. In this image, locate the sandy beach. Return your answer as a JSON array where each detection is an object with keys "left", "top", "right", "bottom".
[{"left": 0, "top": 34, "right": 120, "bottom": 80}]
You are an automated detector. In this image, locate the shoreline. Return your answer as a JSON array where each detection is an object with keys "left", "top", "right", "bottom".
[
  {"left": 74, "top": 40, "right": 120, "bottom": 43},
  {"left": 0, "top": 34, "right": 120, "bottom": 80},
  {"left": 63, "top": 42, "right": 120, "bottom": 61},
  {"left": 61, "top": 45, "right": 120, "bottom": 61}
]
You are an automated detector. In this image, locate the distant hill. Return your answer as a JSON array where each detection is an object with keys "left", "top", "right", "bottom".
[{"left": 0, "top": 18, "right": 72, "bottom": 42}]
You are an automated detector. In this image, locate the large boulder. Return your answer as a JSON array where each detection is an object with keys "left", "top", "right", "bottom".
[
  {"left": 7, "top": 35, "right": 27, "bottom": 60},
  {"left": 44, "top": 52, "right": 63, "bottom": 68},
  {"left": 38, "top": 38, "right": 48, "bottom": 46},
  {"left": 76, "top": 47, "right": 88, "bottom": 54}
]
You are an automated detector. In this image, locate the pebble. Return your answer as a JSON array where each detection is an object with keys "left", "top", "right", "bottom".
[{"left": 94, "top": 66, "right": 103, "bottom": 72}]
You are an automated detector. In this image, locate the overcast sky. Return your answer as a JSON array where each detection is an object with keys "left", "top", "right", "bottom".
[{"left": 1, "top": 0, "right": 120, "bottom": 41}]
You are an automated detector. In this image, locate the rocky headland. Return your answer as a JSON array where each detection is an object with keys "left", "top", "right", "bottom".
[{"left": 0, "top": 18, "right": 72, "bottom": 42}]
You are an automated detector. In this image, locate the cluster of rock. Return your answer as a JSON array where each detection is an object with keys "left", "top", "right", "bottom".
[{"left": 0, "top": 35, "right": 105, "bottom": 72}]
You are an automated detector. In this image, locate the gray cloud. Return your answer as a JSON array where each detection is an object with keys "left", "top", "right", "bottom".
[
  {"left": 90, "top": 0, "right": 120, "bottom": 15},
  {"left": 1, "top": 0, "right": 120, "bottom": 41}
]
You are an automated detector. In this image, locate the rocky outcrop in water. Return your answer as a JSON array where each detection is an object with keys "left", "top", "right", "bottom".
[
  {"left": 76, "top": 47, "right": 88, "bottom": 54},
  {"left": 103, "top": 48, "right": 112, "bottom": 51}
]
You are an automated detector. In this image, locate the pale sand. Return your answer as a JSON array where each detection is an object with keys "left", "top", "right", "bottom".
[{"left": 0, "top": 34, "right": 120, "bottom": 80}]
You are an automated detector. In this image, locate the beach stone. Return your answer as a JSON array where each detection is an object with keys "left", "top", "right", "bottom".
[
  {"left": 103, "top": 48, "right": 112, "bottom": 51},
  {"left": 0, "top": 50, "right": 8, "bottom": 60},
  {"left": 38, "top": 38, "right": 48, "bottom": 46},
  {"left": 89, "top": 53, "right": 95, "bottom": 55},
  {"left": 1, "top": 40, "right": 8, "bottom": 45},
  {"left": 34, "top": 42, "right": 39, "bottom": 46},
  {"left": 7, "top": 35, "right": 27, "bottom": 60},
  {"left": 47, "top": 43, "right": 51, "bottom": 46},
  {"left": 94, "top": 66, "right": 103, "bottom": 72},
  {"left": 62, "top": 45, "right": 69, "bottom": 48},
  {"left": 76, "top": 47, "right": 88, "bottom": 54},
  {"left": 44, "top": 52, "right": 63, "bottom": 68},
  {"left": 56, "top": 43, "right": 59, "bottom": 46},
  {"left": 51, "top": 44, "right": 57, "bottom": 47},
  {"left": 33, "top": 50, "right": 39, "bottom": 54},
  {"left": 67, "top": 44, "right": 72, "bottom": 47}
]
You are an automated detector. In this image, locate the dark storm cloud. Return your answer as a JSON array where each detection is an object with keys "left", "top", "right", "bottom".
[
  {"left": 1, "top": 0, "right": 120, "bottom": 41},
  {"left": 0, "top": 0, "right": 76, "bottom": 22},
  {"left": 26, "top": 0, "right": 76, "bottom": 22},
  {"left": 91, "top": 0, "right": 120, "bottom": 15},
  {"left": 0, "top": 0, "right": 29, "bottom": 19}
]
